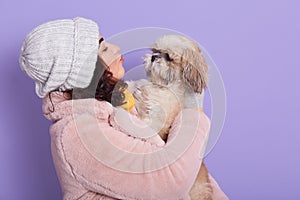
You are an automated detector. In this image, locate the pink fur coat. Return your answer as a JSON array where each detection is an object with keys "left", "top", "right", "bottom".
[{"left": 42, "top": 91, "right": 228, "bottom": 200}]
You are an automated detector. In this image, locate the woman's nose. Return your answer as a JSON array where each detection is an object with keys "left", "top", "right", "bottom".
[
  {"left": 107, "top": 43, "right": 120, "bottom": 54},
  {"left": 112, "top": 45, "right": 120, "bottom": 54}
]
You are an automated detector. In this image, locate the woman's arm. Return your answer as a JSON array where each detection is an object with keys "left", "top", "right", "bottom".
[
  {"left": 109, "top": 107, "right": 166, "bottom": 146},
  {"left": 51, "top": 108, "right": 210, "bottom": 200}
]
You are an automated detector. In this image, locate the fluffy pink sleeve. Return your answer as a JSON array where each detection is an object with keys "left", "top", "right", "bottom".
[{"left": 50, "top": 108, "right": 210, "bottom": 200}]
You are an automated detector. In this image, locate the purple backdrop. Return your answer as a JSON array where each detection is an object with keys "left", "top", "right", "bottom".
[{"left": 1, "top": 0, "right": 300, "bottom": 199}]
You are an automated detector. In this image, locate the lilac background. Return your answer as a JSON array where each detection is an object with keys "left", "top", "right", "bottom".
[{"left": 0, "top": 0, "right": 299, "bottom": 199}]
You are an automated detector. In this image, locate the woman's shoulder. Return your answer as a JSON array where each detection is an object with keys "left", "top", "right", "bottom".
[{"left": 43, "top": 91, "right": 114, "bottom": 122}]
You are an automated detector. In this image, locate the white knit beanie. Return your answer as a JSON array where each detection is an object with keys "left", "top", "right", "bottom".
[{"left": 19, "top": 17, "right": 99, "bottom": 98}]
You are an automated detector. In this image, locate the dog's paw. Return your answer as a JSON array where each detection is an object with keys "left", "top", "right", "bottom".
[{"left": 189, "top": 182, "right": 213, "bottom": 200}]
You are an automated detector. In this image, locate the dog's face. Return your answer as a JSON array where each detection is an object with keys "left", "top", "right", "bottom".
[{"left": 144, "top": 35, "right": 208, "bottom": 93}]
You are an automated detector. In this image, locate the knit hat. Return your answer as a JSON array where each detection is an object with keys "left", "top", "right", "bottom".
[{"left": 20, "top": 17, "right": 99, "bottom": 98}]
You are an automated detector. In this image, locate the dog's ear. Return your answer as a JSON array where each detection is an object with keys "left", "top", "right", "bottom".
[{"left": 182, "top": 49, "right": 208, "bottom": 93}]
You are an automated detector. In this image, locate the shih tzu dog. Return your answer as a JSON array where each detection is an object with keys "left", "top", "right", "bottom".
[{"left": 128, "top": 34, "right": 212, "bottom": 200}]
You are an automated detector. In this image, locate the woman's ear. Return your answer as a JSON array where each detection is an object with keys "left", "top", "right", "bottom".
[{"left": 182, "top": 49, "right": 208, "bottom": 93}]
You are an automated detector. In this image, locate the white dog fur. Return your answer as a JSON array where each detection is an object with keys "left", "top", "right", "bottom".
[{"left": 127, "top": 34, "right": 212, "bottom": 200}]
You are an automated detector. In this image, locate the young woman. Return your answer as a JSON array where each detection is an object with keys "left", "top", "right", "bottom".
[{"left": 20, "top": 17, "right": 227, "bottom": 200}]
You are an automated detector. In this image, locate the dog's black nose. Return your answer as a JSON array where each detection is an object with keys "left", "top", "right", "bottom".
[
  {"left": 151, "top": 53, "right": 160, "bottom": 62},
  {"left": 151, "top": 55, "right": 157, "bottom": 62}
]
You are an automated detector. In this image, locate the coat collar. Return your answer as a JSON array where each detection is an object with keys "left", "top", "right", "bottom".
[{"left": 42, "top": 91, "right": 114, "bottom": 122}]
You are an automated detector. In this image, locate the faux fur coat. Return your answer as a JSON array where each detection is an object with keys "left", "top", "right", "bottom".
[{"left": 42, "top": 91, "right": 228, "bottom": 200}]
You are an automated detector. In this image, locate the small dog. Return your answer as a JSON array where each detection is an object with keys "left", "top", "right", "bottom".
[{"left": 128, "top": 34, "right": 212, "bottom": 200}]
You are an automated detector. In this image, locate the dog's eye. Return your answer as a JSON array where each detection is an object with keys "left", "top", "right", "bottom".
[{"left": 162, "top": 53, "right": 173, "bottom": 62}]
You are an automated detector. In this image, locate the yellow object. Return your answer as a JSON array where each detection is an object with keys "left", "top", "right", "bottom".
[
  {"left": 194, "top": 108, "right": 203, "bottom": 113},
  {"left": 120, "top": 89, "right": 136, "bottom": 112}
]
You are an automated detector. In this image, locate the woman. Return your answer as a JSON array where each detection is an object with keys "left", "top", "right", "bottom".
[{"left": 20, "top": 17, "right": 227, "bottom": 200}]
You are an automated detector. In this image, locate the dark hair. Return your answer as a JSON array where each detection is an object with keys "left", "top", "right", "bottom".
[{"left": 65, "top": 57, "right": 127, "bottom": 107}]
